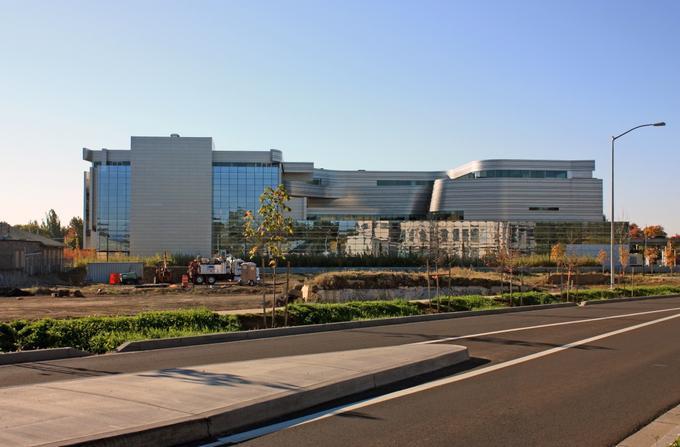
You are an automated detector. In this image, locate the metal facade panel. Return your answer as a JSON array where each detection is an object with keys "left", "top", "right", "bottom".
[
  {"left": 130, "top": 136, "right": 213, "bottom": 257},
  {"left": 430, "top": 177, "right": 603, "bottom": 221}
]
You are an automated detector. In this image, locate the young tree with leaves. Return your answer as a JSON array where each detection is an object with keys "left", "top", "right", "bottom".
[
  {"left": 618, "top": 245, "right": 629, "bottom": 275},
  {"left": 64, "top": 217, "right": 84, "bottom": 249},
  {"left": 644, "top": 247, "right": 660, "bottom": 273},
  {"left": 663, "top": 240, "right": 676, "bottom": 273},
  {"left": 596, "top": 248, "right": 607, "bottom": 275},
  {"left": 243, "top": 185, "right": 295, "bottom": 327},
  {"left": 628, "top": 223, "right": 643, "bottom": 239},
  {"left": 14, "top": 220, "right": 46, "bottom": 236},
  {"left": 41, "top": 209, "right": 64, "bottom": 240},
  {"left": 643, "top": 225, "right": 666, "bottom": 239},
  {"left": 550, "top": 243, "right": 566, "bottom": 296}
]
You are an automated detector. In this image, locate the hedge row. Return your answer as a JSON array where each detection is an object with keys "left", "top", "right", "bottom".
[
  {"left": 287, "top": 300, "right": 421, "bottom": 325},
  {"left": 432, "top": 285, "right": 680, "bottom": 310},
  {"left": 0, "top": 309, "right": 240, "bottom": 354}
]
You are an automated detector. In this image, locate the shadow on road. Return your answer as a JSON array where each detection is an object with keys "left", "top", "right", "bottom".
[
  {"left": 13, "top": 362, "right": 119, "bottom": 377},
  {"left": 464, "top": 335, "right": 612, "bottom": 350}
]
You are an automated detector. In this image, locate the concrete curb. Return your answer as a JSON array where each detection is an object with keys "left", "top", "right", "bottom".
[
  {"left": 617, "top": 402, "right": 680, "bottom": 446},
  {"left": 47, "top": 345, "right": 470, "bottom": 447},
  {"left": 116, "top": 302, "right": 577, "bottom": 352},
  {"left": 582, "top": 294, "right": 680, "bottom": 306},
  {"left": 0, "top": 347, "right": 91, "bottom": 366}
]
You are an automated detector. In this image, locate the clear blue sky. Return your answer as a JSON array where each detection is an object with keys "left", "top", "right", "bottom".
[{"left": 1, "top": 0, "right": 678, "bottom": 233}]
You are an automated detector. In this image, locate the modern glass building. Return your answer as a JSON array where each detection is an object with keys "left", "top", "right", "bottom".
[{"left": 82, "top": 135, "right": 608, "bottom": 258}]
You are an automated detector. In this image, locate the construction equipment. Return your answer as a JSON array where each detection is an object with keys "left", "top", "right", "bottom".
[
  {"left": 187, "top": 254, "right": 260, "bottom": 285},
  {"left": 119, "top": 271, "right": 140, "bottom": 285},
  {"left": 238, "top": 262, "right": 259, "bottom": 286},
  {"left": 154, "top": 253, "right": 172, "bottom": 284}
]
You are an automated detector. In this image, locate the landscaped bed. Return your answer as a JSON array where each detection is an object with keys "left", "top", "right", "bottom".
[{"left": 1, "top": 285, "right": 679, "bottom": 354}]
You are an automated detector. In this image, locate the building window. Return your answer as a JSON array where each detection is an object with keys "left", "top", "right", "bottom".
[
  {"left": 212, "top": 164, "right": 281, "bottom": 253},
  {"left": 458, "top": 170, "right": 568, "bottom": 180},
  {"left": 376, "top": 180, "right": 432, "bottom": 186},
  {"left": 96, "top": 164, "right": 131, "bottom": 253},
  {"left": 93, "top": 161, "right": 130, "bottom": 166}
]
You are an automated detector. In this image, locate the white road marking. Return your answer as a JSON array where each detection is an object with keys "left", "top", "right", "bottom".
[
  {"left": 413, "top": 306, "right": 680, "bottom": 345},
  {"left": 207, "top": 309, "right": 680, "bottom": 446}
]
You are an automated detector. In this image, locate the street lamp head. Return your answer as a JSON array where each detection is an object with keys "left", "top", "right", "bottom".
[{"left": 653, "top": 122, "right": 666, "bottom": 127}]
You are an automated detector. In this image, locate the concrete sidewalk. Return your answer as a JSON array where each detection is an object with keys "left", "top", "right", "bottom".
[
  {"left": 618, "top": 403, "right": 680, "bottom": 447},
  {"left": 0, "top": 344, "right": 468, "bottom": 447}
]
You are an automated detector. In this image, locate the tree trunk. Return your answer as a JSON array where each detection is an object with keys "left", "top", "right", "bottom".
[
  {"left": 261, "top": 257, "right": 267, "bottom": 328},
  {"left": 426, "top": 259, "right": 432, "bottom": 309},
  {"left": 566, "top": 267, "right": 572, "bottom": 302},
  {"left": 271, "top": 263, "right": 277, "bottom": 328},
  {"left": 284, "top": 261, "right": 290, "bottom": 327},
  {"left": 558, "top": 265, "right": 563, "bottom": 298},
  {"left": 435, "top": 263, "right": 440, "bottom": 313},
  {"left": 448, "top": 264, "right": 452, "bottom": 291}
]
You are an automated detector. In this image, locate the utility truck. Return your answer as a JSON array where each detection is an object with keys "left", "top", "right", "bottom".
[{"left": 187, "top": 254, "right": 260, "bottom": 285}]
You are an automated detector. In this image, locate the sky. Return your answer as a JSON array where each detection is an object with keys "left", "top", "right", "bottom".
[{"left": 0, "top": 0, "right": 678, "bottom": 233}]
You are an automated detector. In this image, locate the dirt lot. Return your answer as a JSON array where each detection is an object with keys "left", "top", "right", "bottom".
[
  {"left": 0, "top": 291, "right": 273, "bottom": 321},
  {"left": 2, "top": 270, "right": 678, "bottom": 321},
  {"left": 0, "top": 278, "right": 308, "bottom": 321}
]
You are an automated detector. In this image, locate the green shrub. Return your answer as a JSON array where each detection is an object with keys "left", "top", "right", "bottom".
[
  {"left": 567, "top": 285, "right": 680, "bottom": 301},
  {"left": 432, "top": 295, "right": 498, "bottom": 312},
  {"left": 87, "top": 328, "right": 210, "bottom": 353},
  {"left": 5, "top": 309, "right": 241, "bottom": 354},
  {"left": 0, "top": 323, "right": 17, "bottom": 352},
  {"left": 499, "top": 291, "right": 560, "bottom": 306},
  {"left": 288, "top": 300, "right": 421, "bottom": 325}
]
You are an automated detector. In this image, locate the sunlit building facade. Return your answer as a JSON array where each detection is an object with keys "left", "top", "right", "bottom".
[{"left": 82, "top": 135, "right": 606, "bottom": 258}]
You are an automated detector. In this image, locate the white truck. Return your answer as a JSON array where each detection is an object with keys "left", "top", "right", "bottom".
[{"left": 189, "top": 255, "right": 260, "bottom": 285}]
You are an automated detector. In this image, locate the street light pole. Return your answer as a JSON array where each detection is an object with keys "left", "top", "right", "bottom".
[{"left": 610, "top": 122, "right": 666, "bottom": 288}]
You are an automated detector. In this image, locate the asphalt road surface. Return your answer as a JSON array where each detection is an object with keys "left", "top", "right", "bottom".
[{"left": 3, "top": 296, "right": 680, "bottom": 446}]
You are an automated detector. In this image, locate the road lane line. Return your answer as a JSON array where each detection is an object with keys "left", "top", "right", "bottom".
[
  {"left": 413, "top": 306, "right": 680, "bottom": 345},
  {"left": 209, "top": 310, "right": 680, "bottom": 445}
]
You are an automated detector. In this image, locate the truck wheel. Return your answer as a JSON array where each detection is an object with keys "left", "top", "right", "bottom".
[
  {"left": 207, "top": 276, "right": 216, "bottom": 285},
  {"left": 195, "top": 276, "right": 205, "bottom": 285}
]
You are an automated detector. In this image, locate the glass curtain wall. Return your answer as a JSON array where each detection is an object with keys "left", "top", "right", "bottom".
[
  {"left": 215, "top": 218, "right": 622, "bottom": 261},
  {"left": 212, "top": 163, "right": 281, "bottom": 254},
  {"left": 95, "top": 163, "right": 131, "bottom": 254}
]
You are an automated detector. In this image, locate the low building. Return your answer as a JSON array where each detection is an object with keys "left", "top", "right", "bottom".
[{"left": 0, "top": 222, "right": 65, "bottom": 284}]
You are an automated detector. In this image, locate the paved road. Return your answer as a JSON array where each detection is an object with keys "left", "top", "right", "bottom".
[{"left": 2, "top": 296, "right": 680, "bottom": 447}]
